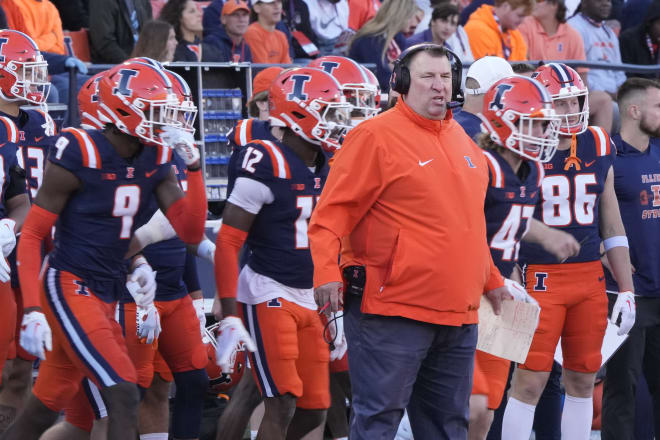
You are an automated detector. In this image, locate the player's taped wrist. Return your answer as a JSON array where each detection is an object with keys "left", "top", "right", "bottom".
[
  {"left": 17, "top": 205, "right": 58, "bottom": 309},
  {"left": 165, "top": 169, "right": 207, "bottom": 244},
  {"left": 133, "top": 210, "right": 176, "bottom": 249},
  {"left": 603, "top": 236, "right": 629, "bottom": 251},
  {"left": 215, "top": 224, "right": 247, "bottom": 299}
]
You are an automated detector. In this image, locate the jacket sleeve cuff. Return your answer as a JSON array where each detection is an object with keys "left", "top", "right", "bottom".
[
  {"left": 310, "top": 226, "right": 343, "bottom": 288},
  {"left": 484, "top": 256, "right": 505, "bottom": 292}
]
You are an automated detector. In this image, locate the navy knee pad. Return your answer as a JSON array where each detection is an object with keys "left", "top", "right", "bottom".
[{"left": 172, "top": 369, "right": 209, "bottom": 438}]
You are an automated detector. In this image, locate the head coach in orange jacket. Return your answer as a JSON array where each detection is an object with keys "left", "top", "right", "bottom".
[{"left": 308, "top": 44, "right": 513, "bottom": 439}]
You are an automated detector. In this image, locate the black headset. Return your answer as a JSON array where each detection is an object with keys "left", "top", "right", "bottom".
[{"left": 389, "top": 43, "right": 464, "bottom": 104}]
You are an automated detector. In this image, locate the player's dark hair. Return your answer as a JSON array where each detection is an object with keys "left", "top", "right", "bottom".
[
  {"left": 248, "top": 90, "right": 268, "bottom": 118},
  {"left": 158, "top": 0, "right": 188, "bottom": 42},
  {"left": 431, "top": 3, "right": 459, "bottom": 22},
  {"left": 476, "top": 132, "right": 504, "bottom": 152},
  {"left": 511, "top": 62, "right": 537, "bottom": 76},
  {"left": 617, "top": 78, "right": 660, "bottom": 108}
]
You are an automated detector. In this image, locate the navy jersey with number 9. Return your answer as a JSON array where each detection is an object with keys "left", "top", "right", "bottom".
[{"left": 46, "top": 128, "right": 173, "bottom": 302}]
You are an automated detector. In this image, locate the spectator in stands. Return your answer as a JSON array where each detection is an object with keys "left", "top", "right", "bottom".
[
  {"left": 406, "top": 4, "right": 474, "bottom": 65},
  {"left": 2, "top": 0, "right": 66, "bottom": 54},
  {"left": 205, "top": 0, "right": 253, "bottom": 62},
  {"left": 464, "top": 0, "right": 532, "bottom": 60},
  {"left": 88, "top": 0, "right": 152, "bottom": 63},
  {"left": 281, "top": 0, "right": 319, "bottom": 59},
  {"left": 305, "top": 0, "right": 351, "bottom": 56},
  {"left": 519, "top": 0, "right": 616, "bottom": 132},
  {"left": 51, "top": 0, "right": 89, "bottom": 31},
  {"left": 244, "top": 0, "right": 292, "bottom": 63},
  {"left": 620, "top": 0, "right": 652, "bottom": 32},
  {"left": 202, "top": 0, "right": 225, "bottom": 37},
  {"left": 130, "top": 20, "right": 178, "bottom": 62},
  {"left": 568, "top": 0, "right": 626, "bottom": 99},
  {"left": 347, "top": 0, "right": 379, "bottom": 33},
  {"left": 160, "top": 0, "right": 224, "bottom": 62},
  {"left": 619, "top": 0, "right": 660, "bottom": 79},
  {"left": 348, "top": 0, "right": 418, "bottom": 91},
  {"left": 248, "top": 66, "right": 284, "bottom": 119}
]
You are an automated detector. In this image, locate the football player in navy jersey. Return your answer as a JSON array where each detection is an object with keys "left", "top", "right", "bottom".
[
  {"left": 4, "top": 60, "right": 207, "bottom": 440},
  {"left": 0, "top": 29, "right": 57, "bottom": 435},
  {"left": 213, "top": 67, "right": 352, "bottom": 440},
  {"left": 453, "top": 56, "right": 514, "bottom": 140},
  {"left": 467, "top": 75, "right": 582, "bottom": 440},
  {"left": 502, "top": 63, "right": 636, "bottom": 440},
  {"left": 601, "top": 78, "right": 660, "bottom": 440}
]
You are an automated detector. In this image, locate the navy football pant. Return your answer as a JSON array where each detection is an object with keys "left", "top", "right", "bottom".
[{"left": 344, "top": 293, "right": 477, "bottom": 440}]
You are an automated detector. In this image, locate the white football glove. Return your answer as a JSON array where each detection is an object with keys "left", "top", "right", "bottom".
[
  {"left": 20, "top": 311, "right": 52, "bottom": 360},
  {"left": 215, "top": 316, "right": 256, "bottom": 373},
  {"left": 504, "top": 278, "right": 539, "bottom": 308},
  {"left": 197, "top": 238, "right": 215, "bottom": 264},
  {"left": 160, "top": 125, "right": 199, "bottom": 166},
  {"left": 136, "top": 304, "right": 162, "bottom": 344},
  {"left": 192, "top": 298, "right": 206, "bottom": 339},
  {"left": 0, "top": 218, "right": 16, "bottom": 257},
  {"left": 0, "top": 255, "right": 10, "bottom": 283},
  {"left": 126, "top": 259, "right": 157, "bottom": 307},
  {"left": 328, "top": 313, "right": 347, "bottom": 361},
  {"left": 611, "top": 290, "right": 636, "bottom": 336}
]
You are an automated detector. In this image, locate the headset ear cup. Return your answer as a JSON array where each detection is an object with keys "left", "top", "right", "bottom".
[{"left": 399, "top": 66, "right": 410, "bottom": 95}]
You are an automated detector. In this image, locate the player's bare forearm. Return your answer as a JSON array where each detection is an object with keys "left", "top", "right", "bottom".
[
  {"left": 6, "top": 193, "right": 30, "bottom": 231},
  {"left": 154, "top": 168, "right": 185, "bottom": 213},
  {"left": 189, "top": 289, "right": 203, "bottom": 300},
  {"left": 606, "top": 246, "right": 634, "bottom": 292},
  {"left": 220, "top": 297, "right": 238, "bottom": 318}
]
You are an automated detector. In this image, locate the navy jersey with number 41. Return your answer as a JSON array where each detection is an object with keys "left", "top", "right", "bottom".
[
  {"left": 520, "top": 126, "right": 615, "bottom": 265},
  {"left": 46, "top": 128, "right": 174, "bottom": 302},
  {"left": 483, "top": 150, "right": 544, "bottom": 277},
  {"left": 235, "top": 138, "right": 328, "bottom": 289}
]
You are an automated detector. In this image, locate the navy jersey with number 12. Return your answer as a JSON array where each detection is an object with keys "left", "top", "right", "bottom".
[{"left": 236, "top": 139, "right": 328, "bottom": 289}]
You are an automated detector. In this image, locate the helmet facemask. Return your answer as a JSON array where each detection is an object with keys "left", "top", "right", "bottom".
[
  {"left": 483, "top": 107, "right": 561, "bottom": 163},
  {"left": 552, "top": 91, "right": 589, "bottom": 135},
  {"left": 343, "top": 83, "right": 379, "bottom": 127},
  {"left": 2, "top": 57, "right": 50, "bottom": 104}
]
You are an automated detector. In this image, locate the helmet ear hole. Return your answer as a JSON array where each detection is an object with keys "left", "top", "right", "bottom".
[
  {"left": 292, "top": 111, "right": 305, "bottom": 120},
  {"left": 117, "top": 108, "right": 130, "bottom": 117}
]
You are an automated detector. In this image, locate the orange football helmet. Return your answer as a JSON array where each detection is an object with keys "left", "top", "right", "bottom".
[
  {"left": 78, "top": 71, "right": 106, "bottom": 130},
  {"left": 204, "top": 323, "right": 246, "bottom": 395},
  {"left": 163, "top": 69, "right": 197, "bottom": 134},
  {"left": 479, "top": 75, "right": 561, "bottom": 163},
  {"left": 97, "top": 60, "right": 181, "bottom": 146},
  {"left": 308, "top": 56, "right": 379, "bottom": 124},
  {"left": 0, "top": 30, "right": 50, "bottom": 104},
  {"left": 532, "top": 63, "right": 589, "bottom": 135},
  {"left": 269, "top": 67, "right": 352, "bottom": 153}
]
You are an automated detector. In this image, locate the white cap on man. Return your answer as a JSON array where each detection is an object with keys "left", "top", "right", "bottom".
[{"left": 465, "top": 57, "right": 515, "bottom": 95}]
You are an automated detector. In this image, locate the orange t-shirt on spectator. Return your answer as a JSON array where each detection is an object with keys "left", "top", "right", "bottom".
[
  {"left": 518, "top": 16, "right": 588, "bottom": 74},
  {"left": 464, "top": 4, "right": 527, "bottom": 61},
  {"left": 2, "top": 0, "right": 66, "bottom": 55},
  {"left": 244, "top": 22, "right": 292, "bottom": 64},
  {"left": 347, "top": 0, "right": 380, "bottom": 31}
]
